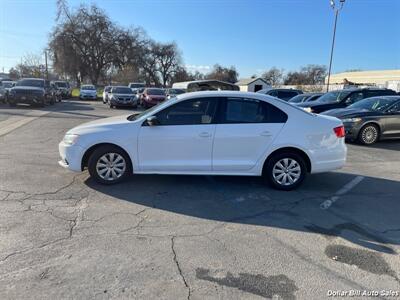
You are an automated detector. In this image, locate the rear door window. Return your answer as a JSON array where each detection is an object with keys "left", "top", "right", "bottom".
[{"left": 221, "top": 98, "right": 287, "bottom": 123}]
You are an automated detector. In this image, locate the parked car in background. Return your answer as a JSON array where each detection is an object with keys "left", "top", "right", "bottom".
[
  {"left": 109, "top": 86, "right": 138, "bottom": 109},
  {"left": 172, "top": 80, "right": 240, "bottom": 92},
  {"left": 128, "top": 82, "right": 146, "bottom": 91},
  {"left": 257, "top": 88, "right": 303, "bottom": 101},
  {"left": 102, "top": 86, "right": 112, "bottom": 103},
  {"left": 79, "top": 85, "right": 97, "bottom": 100},
  {"left": 54, "top": 81, "right": 72, "bottom": 99},
  {"left": 296, "top": 88, "right": 397, "bottom": 114},
  {"left": 288, "top": 93, "right": 323, "bottom": 104},
  {"left": 59, "top": 91, "right": 346, "bottom": 190},
  {"left": 50, "top": 81, "right": 62, "bottom": 102},
  {"left": 322, "top": 96, "right": 400, "bottom": 145},
  {"left": 8, "top": 78, "right": 56, "bottom": 107},
  {"left": 0, "top": 81, "right": 16, "bottom": 103},
  {"left": 165, "top": 88, "right": 185, "bottom": 99},
  {"left": 140, "top": 88, "right": 166, "bottom": 108}
]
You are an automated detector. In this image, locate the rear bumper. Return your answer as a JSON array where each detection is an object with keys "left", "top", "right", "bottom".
[{"left": 310, "top": 140, "right": 347, "bottom": 173}]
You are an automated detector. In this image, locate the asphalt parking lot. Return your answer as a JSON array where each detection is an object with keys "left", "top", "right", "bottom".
[{"left": 0, "top": 100, "right": 399, "bottom": 299}]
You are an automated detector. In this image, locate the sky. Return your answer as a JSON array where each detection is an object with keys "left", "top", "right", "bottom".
[{"left": 0, "top": 0, "right": 399, "bottom": 78}]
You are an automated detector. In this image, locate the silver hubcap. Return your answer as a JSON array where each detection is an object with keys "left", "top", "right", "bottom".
[
  {"left": 362, "top": 126, "right": 378, "bottom": 144},
  {"left": 96, "top": 153, "right": 126, "bottom": 181},
  {"left": 272, "top": 158, "right": 301, "bottom": 186}
]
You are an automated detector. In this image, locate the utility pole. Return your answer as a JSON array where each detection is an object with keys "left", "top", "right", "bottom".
[
  {"left": 326, "top": 0, "right": 345, "bottom": 92},
  {"left": 44, "top": 49, "right": 49, "bottom": 80}
]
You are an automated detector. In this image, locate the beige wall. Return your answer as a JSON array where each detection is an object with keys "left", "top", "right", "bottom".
[{"left": 326, "top": 70, "right": 400, "bottom": 84}]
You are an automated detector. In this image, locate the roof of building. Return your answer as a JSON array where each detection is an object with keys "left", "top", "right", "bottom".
[
  {"left": 236, "top": 77, "right": 268, "bottom": 86},
  {"left": 326, "top": 69, "right": 400, "bottom": 84}
]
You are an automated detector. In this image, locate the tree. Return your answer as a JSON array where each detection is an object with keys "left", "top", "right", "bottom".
[
  {"left": 300, "top": 64, "right": 327, "bottom": 85},
  {"left": 13, "top": 53, "right": 45, "bottom": 78},
  {"left": 153, "top": 42, "right": 182, "bottom": 87},
  {"left": 262, "top": 67, "right": 284, "bottom": 86},
  {"left": 51, "top": 2, "right": 145, "bottom": 85},
  {"left": 171, "top": 66, "right": 194, "bottom": 84},
  {"left": 205, "top": 64, "right": 238, "bottom": 83},
  {"left": 284, "top": 64, "right": 327, "bottom": 85}
]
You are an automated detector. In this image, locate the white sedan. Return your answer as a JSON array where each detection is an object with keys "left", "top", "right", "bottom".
[{"left": 59, "top": 91, "right": 346, "bottom": 190}]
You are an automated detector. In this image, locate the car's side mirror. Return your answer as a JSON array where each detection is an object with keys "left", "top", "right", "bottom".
[{"left": 146, "top": 116, "right": 159, "bottom": 126}]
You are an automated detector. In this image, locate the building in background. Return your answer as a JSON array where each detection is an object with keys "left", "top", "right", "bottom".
[
  {"left": 326, "top": 69, "right": 400, "bottom": 91},
  {"left": 236, "top": 78, "right": 270, "bottom": 92}
]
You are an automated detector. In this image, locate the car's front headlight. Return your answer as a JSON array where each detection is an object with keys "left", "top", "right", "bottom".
[
  {"left": 63, "top": 134, "right": 79, "bottom": 145},
  {"left": 303, "top": 107, "right": 313, "bottom": 113},
  {"left": 342, "top": 117, "right": 362, "bottom": 123}
]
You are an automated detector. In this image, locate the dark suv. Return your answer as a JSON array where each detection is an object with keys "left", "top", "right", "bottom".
[
  {"left": 296, "top": 88, "right": 397, "bottom": 113},
  {"left": 257, "top": 88, "right": 303, "bottom": 101},
  {"left": 8, "top": 78, "right": 57, "bottom": 107}
]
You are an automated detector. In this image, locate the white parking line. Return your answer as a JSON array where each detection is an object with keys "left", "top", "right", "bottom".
[{"left": 320, "top": 175, "right": 365, "bottom": 210}]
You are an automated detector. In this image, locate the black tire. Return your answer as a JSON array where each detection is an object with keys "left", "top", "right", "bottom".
[
  {"left": 8, "top": 101, "right": 16, "bottom": 107},
  {"left": 358, "top": 124, "right": 379, "bottom": 145},
  {"left": 264, "top": 152, "right": 307, "bottom": 191},
  {"left": 109, "top": 104, "right": 114, "bottom": 109},
  {"left": 88, "top": 145, "right": 132, "bottom": 185}
]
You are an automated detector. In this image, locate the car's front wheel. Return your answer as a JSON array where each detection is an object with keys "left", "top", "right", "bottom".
[
  {"left": 265, "top": 152, "right": 307, "bottom": 190},
  {"left": 358, "top": 124, "right": 379, "bottom": 145},
  {"left": 88, "top": 145, "right": 131, "bottom": 185}
]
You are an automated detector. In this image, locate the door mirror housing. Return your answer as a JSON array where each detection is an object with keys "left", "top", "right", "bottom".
[{"left": 146, "top": 116, "right": 159, "bottom": 126}]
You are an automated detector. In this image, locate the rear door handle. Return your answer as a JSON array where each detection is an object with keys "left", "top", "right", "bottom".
[
  {"left": 260, "top": 131, "right": 272, "bottom": 137},
  {"left": 199, "top": 132, "right": 212, "bottom": 138}
]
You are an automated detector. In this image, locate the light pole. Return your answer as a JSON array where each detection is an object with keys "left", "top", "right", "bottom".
[{"left": 326, "top": 0, "right": 345, "bottom": 92}]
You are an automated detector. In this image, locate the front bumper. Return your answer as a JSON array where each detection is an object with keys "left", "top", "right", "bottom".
[
  {"left": 80, "top": 94, "right": 97, "bottom": 99},
  {"left": 8, "top": 94, "right": 45, "bottom": 104},
  {"left": 58, "top": 141, "right": 85, "bottom": 172},
  {"left": 343, "top": 122, "right": 363, "bottom": 140},
  {"left": 110, "top": 99, "right": 138, "bottom": 107}
]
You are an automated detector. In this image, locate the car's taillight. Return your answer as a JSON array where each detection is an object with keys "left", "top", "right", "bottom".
[{"left": 334, "top": 126, "right": 345, "bottom": 138}]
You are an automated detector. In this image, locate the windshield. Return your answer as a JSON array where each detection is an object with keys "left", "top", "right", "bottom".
[
  {"left": 55, "top": 82, "right": 68, "bottom": 88},
  {"left": 81, "top": 85, "right": 95, "bottom": 90},
  {"left": 348, "top": 97, "right": 396, "bottom": 112},
  {"left": 16, "top": 79, "right": 44, "bottom": 88},
  {"left": 289, "top": 95, "right": 308, "bottom": 103},
  {"left": 112, "top": 87, "right": 133, "bottom": 94},
  {"left": 2, "top": 82, "right": 13, "bottom": 88},
  {"left": 317, "top": 90, "right": 352, "bottom": 103},
  {"left": 168, "top": 89, "right": 185, "bottom": 95},
  {"left": 129, "top": 83, "right": 145, "bottom": 88},
  {"left": 147, "top": 88, "right": 165, "bottom": 95}
]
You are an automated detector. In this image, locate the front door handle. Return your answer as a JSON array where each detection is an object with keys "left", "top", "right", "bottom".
[
  {"left": 260, "top": 131, "right": 272, "bottom": 137},
  {"left": 199, "top": 132, "right": 212, "bottom": 138}
]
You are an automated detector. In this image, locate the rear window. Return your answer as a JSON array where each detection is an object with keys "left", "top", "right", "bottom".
[
  {"left": 112, "top": 87, "right": 133, "bottom": 94},
  {"left": 223, "top": 98, "right": 287, "bottom": 123},
  {"left": 147, "top": 88, "right": 165, "bottom": 95}
]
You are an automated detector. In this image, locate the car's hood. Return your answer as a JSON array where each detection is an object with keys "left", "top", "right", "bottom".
[
  {"left": 68, "top": 114, "right": 132, "bottom": 134},
  {"left": 81, "top": 90, "right": 96, "bottom": 93},
  {"left": 322, "top": 108, "right": 380, "bottom": 118},
  {"left": 12, "top": 86, "right": 44, "bottom": 91}
]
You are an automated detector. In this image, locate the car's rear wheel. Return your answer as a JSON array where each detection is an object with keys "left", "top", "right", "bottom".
[
  {"left": 358, "top": 124, "right": 379, "bottom": 145},
  {"left": 88, "top": 145, "right": 131, "bottom": 185},
  {"left": 265, "top": 152, "right": 306, "bottom": 190}
]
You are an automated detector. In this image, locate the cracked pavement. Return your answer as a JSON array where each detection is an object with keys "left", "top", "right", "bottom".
[{"left": 0, "top": 100, "right": 399, "bottom": 299}]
